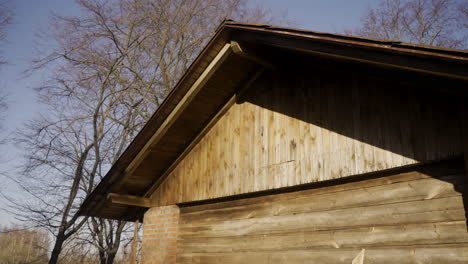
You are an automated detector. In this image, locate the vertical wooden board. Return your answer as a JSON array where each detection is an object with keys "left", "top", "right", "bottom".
[
  {"left": 319, "top": 73, "right": 332, "bottom": 182},
  {"left": 308, "top": 75, "right": 323, "bottom": 182},
  {"left": 171, "top": 161, "right": 178, "bottom": 204},
  {"left": 253, "top": 101, "right": 262, "bottom": 192},
  {"left": 273, "top": 79, "right": 284, "bottom": 188},
  {"left": 250, "top": 103, "right": 257, "bottom": 192},
  {"left": 408, "top": 89, "right": 427, "bottom": 162},
  {"left": 280, "top": 80, "right": 291, "bottom": 188},
  {"left": 241, "top": 102, "right": 255, "bottom": 193},
  {"left": 297, "top": 119, "right": 308, "bottom": 185},
  {"left": 434, "top": 97, "right": 451, "bottom": 161},
  {"left": 206, "top": 131, "right": 213, "bottom": 199},
  {"left": 325, "top": 75, "right": 340, "bottom": 180},
  {"left": 359, "top": 77, "right": 377, "bottom": 173},
  {"left": 208, "top": 125, "right": 216, "bottom": 199},
  {"left": 288, "top": 76, "right": 300, "bottom": 187},
  {"left": 212, "top": 123, "right": 221, "bottom": 198},
  {"left": 165, "top": 174, "right": 172, "bottom": 205},
  {"left": 223, "top": 105, "right": 232, "bottom": 197},
  {"left": 382, "top": 81, "right": 403, "bottom": 168},
  {"left": 296, "top": 76, "right": 308, "bottom": 185},
  {"left": 368, "top": 78, "right": 386, "bottom": 171},
  {"left": 206, "top": 126, "right": 214, "bottom": 199},
  {"left": 446, "top": 99, "right": 464, "bottom": 158},
  {"left": 376, "top": 81, "right": 395, "bottom": 170},
  {"left": 160, "top": 176, "right": 168, "bottom": 205},
  {"left": 239, "top": 102, "right": 247, "bottom": 193},
  {"left": 231, "top": 104, "right": 241, "bottom": 195},
  {"left": 174, "top": 160, "right": 182, "bottom": 203},
  {"left": 193, "top": 145, "right": 201, "bottom": 201},
  {"left": 422, "top": 93, "right": 437, "bottom": 161},
  {"left": 260, "top": 86, "right": 270, "bottom": 191},
  {"left": 202, "top": 128, "right": 210, "bottom": 199},
  {"left": 335, "top": 73, "right": 355, "bottom": 178},
  {"left": 152, "top": 176, "right": 162, "bottom": 205},
  {"left": 266, "top": 81, "right": 277, "bottom": 189},
  {"left": 221, "top": 108, "right": 231, "bottom": 197},
  {"left": 184, "top": 154, "right": 191, "bottom": 202},
  {"left": 177, "top": 159, "right": 184, "bottom": 203},
  {"left": 351, "top": 73, "right": 364, "bottom": 175},
  {"left": 397, "top": 84, "right": 416, "bottom": 165},
  {"left": 168, "top": 167, "right": 176, "bottom": 204},
  {"left": 157, "top": 177, "right": 165, "bottom": 205}
]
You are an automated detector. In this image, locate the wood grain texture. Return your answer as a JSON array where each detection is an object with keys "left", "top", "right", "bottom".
[
  {"left": 150, "top": 66, "right": 465, "bottom": 206},
  {"left": 176, "top": 161, "right": 468, "bottom": 263}
]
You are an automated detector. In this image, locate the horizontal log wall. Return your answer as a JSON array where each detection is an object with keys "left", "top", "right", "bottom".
[
  {"left": 176, "top": 159, "right": 468, "bottom": 263},
  {"left": 150, "top": 66, "right": 465, "bottom": 206}
]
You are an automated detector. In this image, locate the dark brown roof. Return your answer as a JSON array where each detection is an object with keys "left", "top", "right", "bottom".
[{"left": 78, "top": 20, "right": 468, "bottom": 221}]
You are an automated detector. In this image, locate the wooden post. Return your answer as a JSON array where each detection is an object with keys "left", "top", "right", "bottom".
[
  {"left": 107, "top": 193, "right": 152, "bottom": 208},
  {"left": 130, "top": 220, "right": 139, "bottom": 264}
]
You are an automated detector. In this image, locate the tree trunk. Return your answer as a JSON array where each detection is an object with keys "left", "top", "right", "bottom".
[
  {"left": 48, "top": 233, "right": 65, "bottom": 264},
  {"left": 106, "top": 251, "right": 117, "bottom": 264},
  {"left": 98, "top": 250, "right": 106, "bottom": 264}
]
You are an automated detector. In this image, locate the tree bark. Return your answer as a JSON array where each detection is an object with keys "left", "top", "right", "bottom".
[{"left": 48, "top": 233, "right": 65, "bottom": 264}]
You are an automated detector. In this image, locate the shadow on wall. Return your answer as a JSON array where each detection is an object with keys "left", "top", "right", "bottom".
[{"left": 235, "top": 58, "right": 468, "bottom": 230}]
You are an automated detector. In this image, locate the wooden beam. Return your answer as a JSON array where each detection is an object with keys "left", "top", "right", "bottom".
[
  {"left": 107, "top": 193, "right": 152, "bottom": 208},
  {"left": 235, "top": 31, "right": 468, "bottom": 81},
  {"left": 236, "top": 67, "right": 265, "bottom": 103},
  {"left": 230, "top": 41, "right": 276, "bottom": 69},
  {"left": 114, "top": 43, "right": 234, "bottom": 190},
  {"left": 130, "top": 219, "right": 139, "bottom": 264}
]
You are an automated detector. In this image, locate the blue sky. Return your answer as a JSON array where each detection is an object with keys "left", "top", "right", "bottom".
[{"left": 0, "top": 0, "right": 375, "bottom": 225}]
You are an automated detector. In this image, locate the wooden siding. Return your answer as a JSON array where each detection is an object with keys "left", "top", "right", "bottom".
[
  {"left": 176, "top": 159, "right": 468, "bottom": 263},
  {"left": 150, "top": 66, "right": 466, "bottom": 206}
]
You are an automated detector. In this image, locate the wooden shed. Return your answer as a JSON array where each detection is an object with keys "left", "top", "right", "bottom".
[{"left": 79, "top": 21, "right": 468, "bottom": 263}]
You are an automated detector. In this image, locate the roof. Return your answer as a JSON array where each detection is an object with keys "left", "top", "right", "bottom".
[{"left": 78, "top": 20, "right": 468, "bottom": 221}]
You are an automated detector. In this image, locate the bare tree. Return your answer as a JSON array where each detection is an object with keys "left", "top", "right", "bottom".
[
  {"left": 0, "top": 0, "right": 12, "bottom": 65},
  {"left": 347, "top": 0, "right": 468, "bottom": 49},
  {"left": 0, "top": 89, "right": 6, "bottom": 133},
  {"left": 0, "top": 1, "right": 12, "bottom": 161},
  {"left": 10, "top": 1, "right": 287, "bottom": 263}
]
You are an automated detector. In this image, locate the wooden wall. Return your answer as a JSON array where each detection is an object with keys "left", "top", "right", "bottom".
[
  {"left": 176, "top": 159, "right": 468, "bottom": 263},
  {"left": 150, "top": 65, "right": 466, "bottom": 206}
]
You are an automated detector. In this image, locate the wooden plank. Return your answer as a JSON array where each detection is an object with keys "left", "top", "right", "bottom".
[
  {"left": 178, "top": 244, "right": 468, "bottom": 264},
  {"left": 351, "top": 72, "right": 363, "bottom": 175},
  {"left": 180, "top": 196, "right": 465, "bottom": 238},
  {"left": 130, "top": 220, "right": 139, "bottom": 264},
  {"left": 107, "top": 193, "right": 152, "bottom": 208},
  {"left": 230, "top": 41, "right": 276, "bottom": 69},
  {"left": 178, "top": 221, "right": 468, "bottom": 253},
  {"left": 179, "top": 158, "right": 464, "bottom": 214},
  {"left": 236, "top": 30, "right": 468, "bottom": 80},
  {"left": 308, "top": 74, "right": 324, "bottom": 182},
  {"left": 180, "top": 174, "right": 465, "bottom": 224}
]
